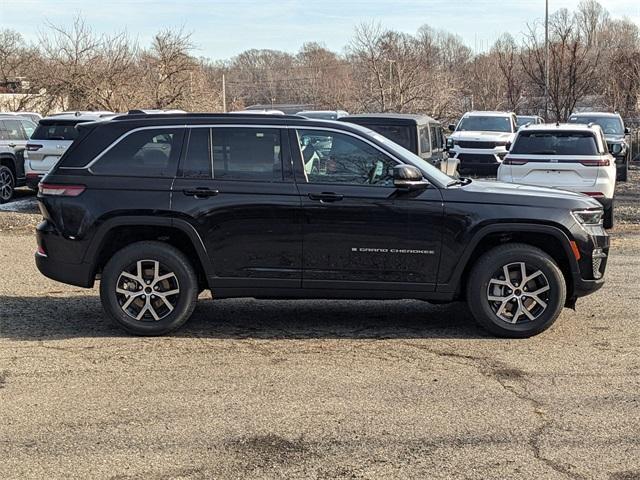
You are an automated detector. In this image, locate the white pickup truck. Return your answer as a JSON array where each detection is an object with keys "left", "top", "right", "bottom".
[{"left": 447, "top": 111, "right": 518, "bottom": 175}]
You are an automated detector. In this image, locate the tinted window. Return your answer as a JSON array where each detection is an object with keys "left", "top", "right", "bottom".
[
  {"left": 568, "top": 115, "right": 623, "bottom": 135},
  {"left": 419, "top": 126, "right": 430, "bottom": 154},
  {"left": 297, "top": 129, "right": 397, "bottom": 186},
  {"left": 182, "top": 128, "right": 212, "bottom": 178},
  {"left": 430, "top": 125, "right": 441, "bottom": 150},
  {"left": 511, "top": 131, "right": 599, "bottom": 155},
  {"left": 457, "top": 116, "right": 513, "bottom": 133},
  {"left": 2, "top": 120, "right": 25, "bottom": 140},
  {"left": 20, "top": 120, "right": 36, "bottom": 137},
  {"left": 31, "top": 121, "right": 84, "bottom": 140},
  {"left": 212, "top": 128, "right": 281, "bottom": 181},
  {"left": 362, "top": 124, "right": 412, "bottom": 150},
  {"left": 93, "top": 128, "right": 184, "bottom": 176}
]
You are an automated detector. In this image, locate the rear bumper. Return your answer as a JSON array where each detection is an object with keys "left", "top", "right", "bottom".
[{"left": 35, "top": 253, "right": 95, "bottom": 288}]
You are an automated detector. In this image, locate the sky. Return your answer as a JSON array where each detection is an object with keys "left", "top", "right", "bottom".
[{"left": 1, "top": 0, "right": 639, "bottom": 59}]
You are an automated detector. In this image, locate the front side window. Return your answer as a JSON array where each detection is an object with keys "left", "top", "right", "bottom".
[
  {"left": 212, "top": 128, "right": 282, "bottom": 181},
  {"left": 297, "top": 129, "right": 397, "bottom": 186},
  {"left": 457, "top": 116, "right": 513, "bottom": 133},
  {"left": 20, "top": 120, "right": 36, "bottom": 137},
  {"left": 92, "top": 128, "right": 183, "bottom": 176},
  {"left": 511, "top": 131, "right": 599, "bottom": 156}
]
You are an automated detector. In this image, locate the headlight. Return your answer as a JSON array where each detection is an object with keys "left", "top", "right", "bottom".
[
  {"left": 571, "top": 209, "right": 603, "bottom": 227},
  {"left": 609, "top": 143, "right": 624, "bottom": 155}
]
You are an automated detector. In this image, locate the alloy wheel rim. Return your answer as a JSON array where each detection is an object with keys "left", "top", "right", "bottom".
[
  {"left": 0, "top": 170, "right": 13, "bottom": 201},
  {"left": 115, "top": 259, "right": 180, "bottom": 321},
  {"left": 487, "top": 262, "right": 550, "bottom": 324}
]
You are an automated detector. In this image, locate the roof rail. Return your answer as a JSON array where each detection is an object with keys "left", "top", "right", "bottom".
[{"left": 111, "top": 112, "right": 305, "bottom": 121}]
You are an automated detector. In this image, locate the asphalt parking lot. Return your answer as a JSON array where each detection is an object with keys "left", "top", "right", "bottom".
[{"left": 1, "top": 173, "right": 640, "bottom": 480}]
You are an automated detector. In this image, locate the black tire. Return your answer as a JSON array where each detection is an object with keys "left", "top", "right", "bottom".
[
  {"left": 0, "top": 165, "right": 15, "bottom": 204},
  {"left": 603, "top": 198, "right": 614, "bottom": 230},
  {"left": 100, "top": 241, "right": 198, "bottom": 335},
  {"left": 466, "top": 243, "right": 566, "bottom": 338},
  {"left": 616, "top": 161, "right": 628, "bottom": 182}
]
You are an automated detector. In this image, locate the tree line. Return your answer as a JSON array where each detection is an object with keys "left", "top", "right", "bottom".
[{"left": 1, "top": 0, "right": 639, "bottom": 123}]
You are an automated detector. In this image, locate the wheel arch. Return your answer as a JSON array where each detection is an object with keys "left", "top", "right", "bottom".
[
  {"left": 85, "top": 216, "right": 211, "bottom": 289},
  {"left": 0, "top": 153, "right": 17, "bottom": 177},
  {"left": 440, "top": 223, "right": 579, "bottom": 302}
]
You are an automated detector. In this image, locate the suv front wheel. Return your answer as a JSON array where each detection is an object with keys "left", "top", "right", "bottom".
[
  {"left": 467, "top": 243, "right": 566, "bottom": 338},
  {"left": 100, "top": 241, "right": 199, "bottom": 335}
]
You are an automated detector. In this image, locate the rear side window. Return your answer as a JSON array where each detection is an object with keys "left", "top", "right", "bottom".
[
  {"left": 31, "top": 121, "right": 83, "bottom": 140},
  {"left": 212, "top": 128, "right": 282, "bottom": 181},
  {"left": 20, "top": 120, "right": 36, "bottom": 137},
  {"left": 364, "top": 124, "right": 412, "bottom": 150},
  {"left": 1, "top": 119, "right": 26, "bottom": 140},
  {"left": 511, "top": 131, "right": 599, "bottom": 156},
  {"left": 92, "top": 128, "right": 184, "bottom": 177}
]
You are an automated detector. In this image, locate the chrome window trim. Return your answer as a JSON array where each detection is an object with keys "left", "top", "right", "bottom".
[{"left": 60, "top": 122, "right": 444, "bottom": 186}]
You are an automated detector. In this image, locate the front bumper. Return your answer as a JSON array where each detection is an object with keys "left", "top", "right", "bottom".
[
  {"left": 451, "top": 148, "right": 508, "bottom": 173},
  {"left": 570, "top": 224, "right": 609, "bottom": 299}
]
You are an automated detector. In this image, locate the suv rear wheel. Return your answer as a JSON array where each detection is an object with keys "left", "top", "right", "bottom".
[
  {"left": 0, "top": 165, "right": 15, "bottom": 204},
  {"left": 100, "top": 241, "right": 199, "bottom": 335},
  {"left": 467, "top": 243, "right": 566, "bottom": 338}
]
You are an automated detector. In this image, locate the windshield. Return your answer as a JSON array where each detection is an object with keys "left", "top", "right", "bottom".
[
  {"left": 568, "top": 115, "right": 623, "bottom": 135},
  {"left": 346, "top": 124, "right": 452, "bottom": 187},
  {"left": 516, "top": 116, "right": 536, "bottom": 127},
  {"left": 31, "top": 120, "right": 85, "bottom": 140},
  {"left": 457, "top": 115, "right": 513, "bottom": 133},
  {"left": 511, "top": 131, "right": 599, "bottom": 155}
]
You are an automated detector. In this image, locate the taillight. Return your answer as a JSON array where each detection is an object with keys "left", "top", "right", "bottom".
[
  {"left": 581, "top": 191, "right": 605, "bottom": 198},
  {"left": 580, "top": 159, "right": 610, "bottom": 166},
  {"left": 503, "top": 157, "right": 529, "bottom": 165},
  {"left": 38, "top": 183, "right": 86, "bottom": 197},
  {"left": 26, "top": 144, "right": 43, "bottom": 151}
]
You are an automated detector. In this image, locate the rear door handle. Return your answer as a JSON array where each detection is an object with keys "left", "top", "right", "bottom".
[
  {"left": 308, "top": 192, "right": 344, "bottom": 203},
  {"left": 183, "top": 187, "right": 219, "bottom": 198}
]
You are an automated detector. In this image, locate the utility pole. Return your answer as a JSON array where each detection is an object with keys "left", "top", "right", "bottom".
[
  {"left": 544, "top": 0, "right": 549, "bottom": 120},
  {"left": 222, "top": 73, "right": 227, "bottom": 113}
]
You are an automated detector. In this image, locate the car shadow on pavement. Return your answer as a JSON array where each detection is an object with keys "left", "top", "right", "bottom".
[{"left": 0, "top": 295, "right": 488, "bottom": 340}]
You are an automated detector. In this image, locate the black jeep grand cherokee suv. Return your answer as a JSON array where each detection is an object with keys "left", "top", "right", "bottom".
[{"left": 35, "top": 112, "right": 609, "bottom": 337}]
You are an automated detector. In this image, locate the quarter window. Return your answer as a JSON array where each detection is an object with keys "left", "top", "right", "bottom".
[
  {"left": 20, "top": 120, "right": 36, "bottom": 138},
  {"left": 212, "top": 128, "right": 282, "bottom": 181},
  {"left": 419, "top": 126, "right": 430, "bottom": 154},
  {"left": 92, "top": 128, "right": 183, "bottom": 177},
  {"left": 297, "top": 129, "right": 397, "bottom": 186}
]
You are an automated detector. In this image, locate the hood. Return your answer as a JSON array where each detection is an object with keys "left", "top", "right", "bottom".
[
  {"left": 450, "top": 130, "right": 514, "bottom": 142},
  {"left": 604, "top": 133, "right": 626, "bottom": 143},
  {"left": 450, "top": 179, "right": 603, "bottom": 209}
]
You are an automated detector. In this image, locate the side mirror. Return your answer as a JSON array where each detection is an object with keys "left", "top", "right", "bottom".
[
  {"left": 393, "top": 165, "right": 429, "bottom": 191},
  {"left": 448, "top": 124, "right": 456, "bottom": 132},
  {"left": 625, "top": 127, "right": 630, "bottom": 135}
]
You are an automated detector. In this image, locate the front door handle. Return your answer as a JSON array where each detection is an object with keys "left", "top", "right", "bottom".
[
  {"left": 308, "top": 192, "right": 344, "bottom": 203},
  {"left": 183, "top": 187, "right": 219, "bottom": 198}
]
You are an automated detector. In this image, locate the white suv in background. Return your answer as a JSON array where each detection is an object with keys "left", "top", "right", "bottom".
[
  {"left": 447, "top": 111, "right": 517, "bottom": 175},
  {"left": 24, "top": 111, "right": 114, "bottom": 188},
  {"left": 498, "top": 123, "right": 616, "bottom": 228}
]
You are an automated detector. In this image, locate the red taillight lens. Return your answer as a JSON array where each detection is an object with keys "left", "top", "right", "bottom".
[
  {"left": 26, "top": 144, "right": 43, "bottom": 151},
  {"left": 581, "top": 191, "right": 605, "bottom": 198},
  {"left": 503, "top": 157, "right": 529, "bottom": 165},
  {"left": 580, "top": 159, "right": 610, "bottom": 166},
  {"left": 38, "top": 183, "right": 86, "bottom": 197}
]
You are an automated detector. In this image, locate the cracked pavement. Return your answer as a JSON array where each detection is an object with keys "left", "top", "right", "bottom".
[{"left": 1, "top": 198, "right": 640, "bottom": 479}]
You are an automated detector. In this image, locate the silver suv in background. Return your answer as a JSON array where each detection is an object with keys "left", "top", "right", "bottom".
[
  {"left": 446, "top": 111, "right": 518, "bottom": 175},
  {"left": 568, "top": 112, "right": 630, "bottom": 182},
  {"left": 25, "top": 111, "right": 114, "bottom": 189},
  {"left": 0, "top": 114, "right": 38, "bottom": 203},
  {"left": 516, "top": 115, "right": 544, "bottom": 128}
]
